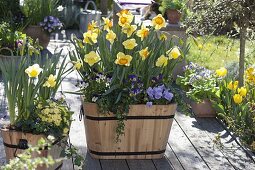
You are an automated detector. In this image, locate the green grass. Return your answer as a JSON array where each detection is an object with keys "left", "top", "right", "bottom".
[{"left": 186, "top": 35, "right": 255, "bottom": 70}]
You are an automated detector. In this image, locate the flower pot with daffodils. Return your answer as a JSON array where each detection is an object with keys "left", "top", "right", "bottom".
[
  {"left": 0, "top": 51, "right": 73, "bottom": 169},
  {"left": 212, "top": 67, "right": 255, "bottom": 152},
  {"left": 70, "top": 10, "right": 188, "bottom": 159}
]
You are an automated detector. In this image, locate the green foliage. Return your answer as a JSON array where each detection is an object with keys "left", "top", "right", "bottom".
[
  {"left": 159, "top": 0, "right": 186, "bottom": 14},
  {"left": 0, "top": 0, "right": 21, "bottom": 21},
  {"left": 176, "top": 62, "right": 217, "bottom": 102},
  {"left": 21, "top": 0, "right": 59, "bottom": 25}
]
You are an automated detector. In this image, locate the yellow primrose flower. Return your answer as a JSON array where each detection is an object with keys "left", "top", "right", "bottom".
[
  {"left": 237, "top": 87, "right": 247, "bottom": 97},
  {"left": 136, "top": 24, "right": 149, "bottom": 40},
  {"left": 160, "top": 33, "right": 167, "bottom": 41},
  {"left": 233, "top": 94, "right": 243, "bottom": 104},
  {"left": 115, "top": 52, "right": 132, "bottom": 66},
  {"left": 198, "top": 44, "right": 203, "bottom": 49},
  {"left": 227, "top": 81, "right": 239, "bottom": 90},
  {"left": 246, "top": 67, "right": 255, "bottom": 84},
  {"left": 215, "top": 67, "right": 228, "bottom": 77},
  {"left": 25, "top": 64, "right": 42, "bottom": 78},
  {"left": 106, "top": 30, "right": 116, "bottom": 44},
  {"left": 53, "top": 108, "right": 60, "bottom": 114},
  {"left": 43, "top": 74, "right": 56, "bottom": 88},
  {"left": 73, "top": 60, "right": 82, "bottom": 70},
  {"left": 122, "top": 24, "right": 137, "bottom": 37},
  {"left": 83, "top": 31, "right": 98, "bottom": 44},
  {"left": 63, "top": 128, "right": 69, "bottom": 134},
  {"left": 156, "top": 55, "right": 168, "bottom": 67},
  {"left": 167, "top": 47, "right": 181, "bottom": 59},
  {"left": 139, "top": 47, "right": 150, "bottom": 60},
  {"left": 118, "top": 13, "right": 133, "bottom": 27},
  {"left": 43, "top": 108, "right": 50, "bottom": 115},
  {"left": 84, "top": 51, "right": 101, "bottom": 66},
  {"left": 102, "top": 17, "right": 113, "bottom": 31},
  {"left": 37, "top": 104, "right": 43, "bottom": 109},
  {"left": 152, "top": 14, "right": 166, "bottom": 30},
  {"left": 122, "top": 38, "right": 137, "bottom": 50},
  {"left": 87, "top": 20, "right": 97, "bottom": 31}
]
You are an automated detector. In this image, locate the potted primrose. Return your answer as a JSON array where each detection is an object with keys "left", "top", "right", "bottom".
[{"left": 69, "top": 10, "right": 188, "bottom": 159}]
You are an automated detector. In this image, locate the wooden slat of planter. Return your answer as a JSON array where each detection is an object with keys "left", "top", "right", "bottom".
[
  {"left": 126, "top": 160, "right": 156, "bottom": 170},
  {"left": 100, "top": 160, "right": 129, "bottom": 170},
  {"left": 174, "top": 112, "right": 235, "bottom": 169},
  {"left": 197, "top": 118, "right": 255, "bottom": 170},
  {"left": 169, "top": 120, "right": 209, "bottom": 170},
  {"left": 164, "top": 143, "right": 184, "bottom": 170}
]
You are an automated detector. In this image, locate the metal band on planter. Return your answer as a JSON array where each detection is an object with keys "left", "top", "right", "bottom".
[
  {"left": 85, "top": 115, "right": 175, "bottom": 120},
  {"left": 89, "top": 149, "right": 166, "bottom": 156}
]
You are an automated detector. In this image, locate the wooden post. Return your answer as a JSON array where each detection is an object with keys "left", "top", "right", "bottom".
[
  {"left": 100, "top": 0, "right": 108, "bottom": 16},
  {"left": 239, "top": 26, "right": 246, "bottom": 86}
]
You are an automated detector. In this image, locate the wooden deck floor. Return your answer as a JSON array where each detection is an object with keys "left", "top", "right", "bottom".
[{"left": 0, "top": 30, "right": 255, "bottom": 170}]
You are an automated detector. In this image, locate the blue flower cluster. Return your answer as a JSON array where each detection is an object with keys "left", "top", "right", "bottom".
[
  {"left": 40, "top": 16, "right": 62, "bottom": 33},
  {"left": 146, "top": 85, "right": 174, "bottom": 107},
  {"left": 127, "top": 74, "right": 144, "bottom": 97}
]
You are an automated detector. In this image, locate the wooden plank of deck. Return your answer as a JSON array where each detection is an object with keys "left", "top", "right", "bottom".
[
  {"left": 100, "top": 160, "right": 129, "bottom": 170},
  {"left": 169, "top": 120, "right": 209, "bottom": 170},
  {"left": 152, "top": 156, "right": 174, "bottom": 170},
  {"left": 174, "top": 112, "right": 235, "bottom": 169},
  {"left": 197, "top": 118, "right": 255, "bottom": 170},
  {"left": 126, "top": 160, "right": 156, "bottom": 170},
  {"left": 164, "top": 143, "right": 184, "bottom": 170}
]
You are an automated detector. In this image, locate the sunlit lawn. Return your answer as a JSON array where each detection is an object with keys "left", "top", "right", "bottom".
[{"left": 186, "top": 35, "right": 255, "bottom": 70}]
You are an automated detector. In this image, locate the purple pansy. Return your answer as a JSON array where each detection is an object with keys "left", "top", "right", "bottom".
[
  {"left": 146, "top": 87, "right": 154, "bottom": 99},
  {"left": 146, "top": 102, "right": 153, "bottom": 107},
  {"left": 163, "top": 90, "right": 174, "bottom": 101}
]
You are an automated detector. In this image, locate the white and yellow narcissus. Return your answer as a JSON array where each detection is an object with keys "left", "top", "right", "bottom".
[
  {"left": 156, "top": 55, "right": 168, "bottom": 67},
  {"left": 25, "top": 64, "right": 42, "bottom": 78},
  {"left": 106, "top": 30, "right": 117, "bottom": 44},
  {"left": 167, "top": 47, "right": 181, "bottom": 59},
  {"left": 122, "top": 39, "right": 137, "bottom": 50}
]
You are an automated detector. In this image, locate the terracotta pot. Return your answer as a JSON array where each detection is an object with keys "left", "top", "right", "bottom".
[
  {"left": 191, "top": 99, "right": 216, "bottom": 117},
  {"left": 82, "top": 102, "right": 177, "bottom": 159},
  {"left": 166, "top": 9, "right": 181, "bottom": 24},
  {"left": 1, "top": 128, "right": 64, "bottom": 170},
  {"left": 24, "top": 25, "right": 50, "bottom": 49}
]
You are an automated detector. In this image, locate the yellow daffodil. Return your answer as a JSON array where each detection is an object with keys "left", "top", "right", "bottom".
[
  {"left": 25, "top": 64, "right": 42, "bottom": 78},
  {"left": 167, "top": 47, "right": 181, "bottom": 59},
  {"left": 115, "top": 52, "right": 132, "bottom": 66},
  {"left": 118, "top": 13, "right": 133, "bottom": 27},
  {"left": 102, "top": 17, "right": 113, "bottom": 31},
  {"left": 136, "top": 24, "right": 149, "bottom": 40},
  {"left": 160, "top": 33, "right": 167, "bottom": 41},
  {"left": 73, "top": 60, "right": 82, "bottom": 70},
  {"left": 233, "top": 94, "right": 243, "bottom": 104},
  {"left": 83, "top": 31, "right": 98, "bottom": 44},
  {"left": 152, "top": 14, "right": 166, "bottom": 30},
  {"left": 215, "top": 67, "right": 228, "bottom": 77},
  {"left": 43, "top": 74, "right": 56, "bottom": 88},
  {"left": 117, "top": 9, "right": 132, "bottom": 16},
  {"left": 139, "top": 47, "right": 150, "bottom": 60},
  {"left": 122, "top": 38, "right": 137, "bottom": 50},
  {"left": 227, "top": 81, "right": 239, "bottom": 90},
  {"left": 106, "top": 30, "right": 116, "bottom": 44},
  {"left": 122, "top": 24, "right": 137, "bottom": 37},
  {"left": 237, "top": 87, "right": 247, "bottom": 97},
  {"left": 84, "top": 51, "right": 101, "bottom": 66},
  {"left": 87, "top": 20, "right": 97, "bottom": 31},
  {"left": 156, "top": 55, "right": 168, "bottom": 67}
]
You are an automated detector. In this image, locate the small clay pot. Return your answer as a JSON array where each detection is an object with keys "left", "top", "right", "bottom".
[
  {"left": 24, "top": 25, "right": 50, "bottom": 49},
  {"left": 191, "top": 99, "right": 216, "bottom": 117},
  {"left": 166, "top": 9, "right": 181, "bottom": 24}
]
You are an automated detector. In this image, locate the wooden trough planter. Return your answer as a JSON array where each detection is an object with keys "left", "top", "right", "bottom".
[
  {"left": 191, "top": 99, "right": 216, "bottom": 117},
  {"left": 1, "top": 128, "right": 64, "bottom": 170},
  {"left": 82, "top": 102, "right": 177, "bottom": 159}
]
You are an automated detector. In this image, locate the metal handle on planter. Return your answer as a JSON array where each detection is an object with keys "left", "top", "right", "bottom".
[
  {"left": 84, "top": 0, "right": 97, "bottom": 14},
  {"left": 0, "top": 47, "right": 14, "bottom": 57}
]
